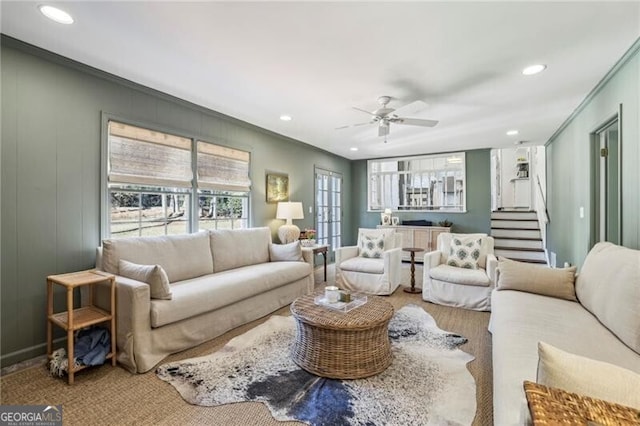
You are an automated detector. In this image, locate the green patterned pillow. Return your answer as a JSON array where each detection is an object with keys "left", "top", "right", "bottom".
[
  {"left": 359, "top": 234, "right": 385, "bottom": 258},
  {"left": 447, "top": 237, "right": 482, "bottom": 269}
]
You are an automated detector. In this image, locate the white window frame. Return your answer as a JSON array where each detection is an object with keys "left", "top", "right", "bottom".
[{"left": 367, "top": 152, "right": 466, "bottom": 212}]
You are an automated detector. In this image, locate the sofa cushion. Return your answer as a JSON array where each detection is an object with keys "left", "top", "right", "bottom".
[
  {"left": 339, "top": 256, "right": 385, "bottom": 274},
  {"left": 359, "top": 234, "right": 385, "bottom": 258},
  {"left": 490, "top": 289, "right": 640, "bottom": 426},
  {"left": 150, "top": 261, "right": 310, "bottom": 327},
  {"left": 269, "top": 241, "right": 303, "bottom": 262},
  {"left": 576, "top": 242, "right": 640, "bottom": 354},
  {"left": 429, "top": 264, "right": 490, "bottom": 287},
  {"left": 497, "top": 258, "right": 577, "bottom": 301},
  {"left": 447, "top": 237, "right": 482, "bottom": 269},
  {"left": 118, "top": 260, "right": 172, "bottom": 300},
  {"left": 210, "top": 228, "right": 271, "bottom": 272},
  {"left": 537, "top": 341, "right": 640, "bottom": 409},
  {"left": 102, "top": 232, "right": 213, "bottom": 282}
]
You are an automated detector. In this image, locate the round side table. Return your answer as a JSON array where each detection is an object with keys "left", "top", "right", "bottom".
[{"left": 402, "top": 247, "right": 424, "bottom": 294}]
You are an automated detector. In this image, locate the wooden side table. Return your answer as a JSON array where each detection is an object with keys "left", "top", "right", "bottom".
[
  {"left": 302, "top": 244, "right": 329, "bottom": 282},
  {"left": 47, "top": 270, "right": 117, "bottom": 384},
  {"left": 402, "top": 247, "right": 424, "bottom": 294}
]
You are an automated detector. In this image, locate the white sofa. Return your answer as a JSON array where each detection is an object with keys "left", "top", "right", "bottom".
[
  {"left": 89, "top": 227, "right": 314, "bottom": 373},
  {"left": 489, "top": 242, "right": 640, "bottom": 425},
  {"left": 335, "top": 228, "right": 403, "bottom": 295},
  {"left": 423, "top": 233, "right": 497, "bottom": 311}
]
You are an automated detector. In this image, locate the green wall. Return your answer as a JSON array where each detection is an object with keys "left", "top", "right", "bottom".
[
  {"left": 350, "top": 149, "right": 491, "bottom": 240},
  {"left": 546, "top": 39, "right": 640, "bottom": 267},
  {"left": 0, "top": 38, "right": 352, "bottom": 366}
]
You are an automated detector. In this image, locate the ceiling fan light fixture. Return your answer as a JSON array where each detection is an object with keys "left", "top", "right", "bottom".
[
  {"left": 279, "top": 115, "right": 292, "bottom": 121},
  {"left": 506, "top": 130, "right": 519, "bottom": 136},
  {"left": 522, "top": 64, "right": 546, "bottom": 76},
  {"left": 350, "top": 147, "right": 358, "bottom": 152},
  {"left": 38, "top": 5, "right": 74, "bottom": 24}
]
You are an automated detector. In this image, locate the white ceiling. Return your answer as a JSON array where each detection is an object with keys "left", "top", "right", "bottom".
[{"left": 2, "top": 2, "right": 639, "bottom": 160}]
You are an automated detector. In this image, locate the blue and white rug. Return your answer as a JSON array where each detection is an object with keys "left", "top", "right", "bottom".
[{"left": 157, "top": 305, "right": 476, "bottom": 425}]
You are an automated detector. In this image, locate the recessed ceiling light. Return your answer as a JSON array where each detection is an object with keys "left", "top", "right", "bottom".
[
  {"left": 506, "top": 130, "right": 519, "bottom": 136},
  {"left": 522, "top": 64, "right": 546, "bottom": 76},
  {"left": 39, "top": 5, "right": 74, "bottom": 24},
  {"left": 279, "top": 115, "right": 292, "bottom": 121},
  {"left": 350, "top": 147, "right": 358, "bottom": 152}
]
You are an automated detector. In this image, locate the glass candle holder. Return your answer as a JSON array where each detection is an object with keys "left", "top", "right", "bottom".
[{"left": 325, "top": 286, "right": 339, "bottom": 303}]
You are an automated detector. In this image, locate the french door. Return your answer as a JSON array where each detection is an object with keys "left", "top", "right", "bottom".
[{"left": 315, "top": 168, "right": 342, "bottom": 259}]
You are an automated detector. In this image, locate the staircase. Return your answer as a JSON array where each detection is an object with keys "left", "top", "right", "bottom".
[{"left": 491, "top": 210, "right": 546, "bottom": 264}]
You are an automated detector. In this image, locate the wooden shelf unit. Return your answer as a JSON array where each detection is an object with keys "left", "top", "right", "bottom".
[{"left": 46, "top": 270, "right": 117, "bottom": 384}]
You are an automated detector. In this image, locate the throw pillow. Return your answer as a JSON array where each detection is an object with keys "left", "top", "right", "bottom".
[
  {"left": 537, "top": 342, "right": 640, "bottom": 409},
  {"left": 269, "top": 241, "right": 303, "bottom": 262},
  {"left": 358, "top": 228, "right": 395, "bottom": 252},
  {"left": 496, "top": 258, "right": 577, "bottom": 301},
  {"left": 359, "top": 234, "right": 385, "bottom": 258},
  {"left": 118, "top": 259, "right": 172, "bottom": 300},
  {"left": 447, "top": 237, "right": 482, "bottom": 269}
]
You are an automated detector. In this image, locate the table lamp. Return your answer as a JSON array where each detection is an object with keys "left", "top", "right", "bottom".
[{"left": 276, "top": 201, "right": 304, "bottom": 243}]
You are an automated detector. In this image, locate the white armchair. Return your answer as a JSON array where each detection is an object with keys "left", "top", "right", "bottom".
[
  {"left": 423, "top": 233, "right": 498, "bottom": 311},
  {"left": 335, "top": 228, "right": 403, "bottom": 295}
]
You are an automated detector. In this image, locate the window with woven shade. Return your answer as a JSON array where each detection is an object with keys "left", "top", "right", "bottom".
[
  {"left": 108, "top": 121, "right": 193, "bottom": 188},
  {"left": 197, "top": 141, "right": 251, "bottom": 192},
  {"left": 104, "top": 120, "right": 251, "bottom": 238}
]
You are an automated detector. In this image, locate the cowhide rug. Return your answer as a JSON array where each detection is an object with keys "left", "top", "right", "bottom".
[{"left": 156, "top": 304, "right": 476, "bottom": 425}]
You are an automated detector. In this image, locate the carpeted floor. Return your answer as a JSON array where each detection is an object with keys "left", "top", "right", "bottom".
[{"left": 1, "top": 263, "right": 493, "bottom": 426}]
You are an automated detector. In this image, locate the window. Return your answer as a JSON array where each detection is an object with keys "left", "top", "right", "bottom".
[
  {"left": 196, "top": 141, "right": 251, "bottom": 230},
  {"left": 368, "top": 152, "right": 466, "bottom": 212},
  {"left": 105, "top": 120, "right": 251, "bottom": 238}
]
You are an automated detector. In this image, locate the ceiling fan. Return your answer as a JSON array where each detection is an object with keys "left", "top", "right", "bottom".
[{"left": 337, "top": 96, "right": 439, "bottom": 138}]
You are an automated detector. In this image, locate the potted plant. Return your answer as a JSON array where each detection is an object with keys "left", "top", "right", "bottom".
[{"left": 301, "top": 229, "right": 316, "bottom": 247}]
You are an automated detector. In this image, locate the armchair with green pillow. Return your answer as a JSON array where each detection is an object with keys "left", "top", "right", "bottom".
[
  {"left": 335, "top": 228, "right": 403, "bottom": 295},
  {"left": 423, "top": 233, "right": 497, "bottom": 311}
]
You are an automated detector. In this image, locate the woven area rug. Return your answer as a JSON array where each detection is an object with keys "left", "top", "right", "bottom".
[{"left": 157, "top": 304, "right": 476, "bottom": 425}]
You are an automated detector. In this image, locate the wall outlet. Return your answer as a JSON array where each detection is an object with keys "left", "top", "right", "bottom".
[
  {"left": 579, "top": 206, "right": 584, "bottom": 219},
  {"left": 308, "top": 206, "right": 313, "bottom": 214},
  {"left": 550, "top": 252, "right": 557, "bottom": 268}
]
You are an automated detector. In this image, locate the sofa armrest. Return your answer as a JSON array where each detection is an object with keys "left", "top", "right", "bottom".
[
  {"left": 83, "top": 274, "right": 151, "bottom": 373},
  {"left": 486, "top": 253, "right": 498, "bottom": 286},
  {"left": 301, "top": 248, "right": 315, "bottom": 289},
  {"left": 383, "top": 247, "right": 403, "bottom": 285},
  {"left": 335, "top": 245, "right": 358, "bottom": 266},
  {"left": 423, "top": 250, "right": 442, "bottom": 270}
]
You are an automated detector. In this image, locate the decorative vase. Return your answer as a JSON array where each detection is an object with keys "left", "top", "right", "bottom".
[{"left": 301, "top": 239, "right": 316, "bottom": 247}]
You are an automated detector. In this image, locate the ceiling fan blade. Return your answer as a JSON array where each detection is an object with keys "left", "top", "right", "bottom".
[
  {"left": 352, "top": 106, "right": 375, "bottom": 116},
  {"left": 392, "top": 117, "right": 439, "bottom": 127},
  {"left": 335, "top": 121, "right": 373, "bottom": 130},
  {"left": 391, "top": 100, "right": 428, "bottom": 116}
]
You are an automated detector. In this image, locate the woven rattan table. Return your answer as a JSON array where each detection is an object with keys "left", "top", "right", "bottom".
[
  {"left": 290, "top": 293, "right": 394, "bottom": 379},
  {"left": 524, "top": 381, "right": 640, "bottom": 425}
]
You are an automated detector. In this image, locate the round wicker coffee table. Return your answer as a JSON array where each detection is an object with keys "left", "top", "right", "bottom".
[{"left": 290, "top": 293, "right": 394, "bottom": 379}]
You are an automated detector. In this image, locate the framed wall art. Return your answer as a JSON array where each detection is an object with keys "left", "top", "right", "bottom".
[{"left": 266, "top": 172, "right": 289, "bottom": 203}]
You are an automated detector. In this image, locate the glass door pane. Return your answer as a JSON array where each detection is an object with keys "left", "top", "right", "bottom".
[{"left": 315, "top": 168, "right": 342, "bottom": 261}]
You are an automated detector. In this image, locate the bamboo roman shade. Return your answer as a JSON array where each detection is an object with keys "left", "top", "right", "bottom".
[
  {"left": 197, "top": 141, "right": 251, "bottom": 192},
  {"left": 108, "top": 121, "right": 193, "bottom": 188}
]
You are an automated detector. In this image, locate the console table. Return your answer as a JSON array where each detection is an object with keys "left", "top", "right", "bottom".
[{"left": 377, "top": 225, "right": 450, "bottom": 262}]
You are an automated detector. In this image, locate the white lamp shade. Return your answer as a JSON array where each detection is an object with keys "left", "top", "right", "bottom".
[{"left": 276, "top": 202, "right": 304, "bottom": 224}]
